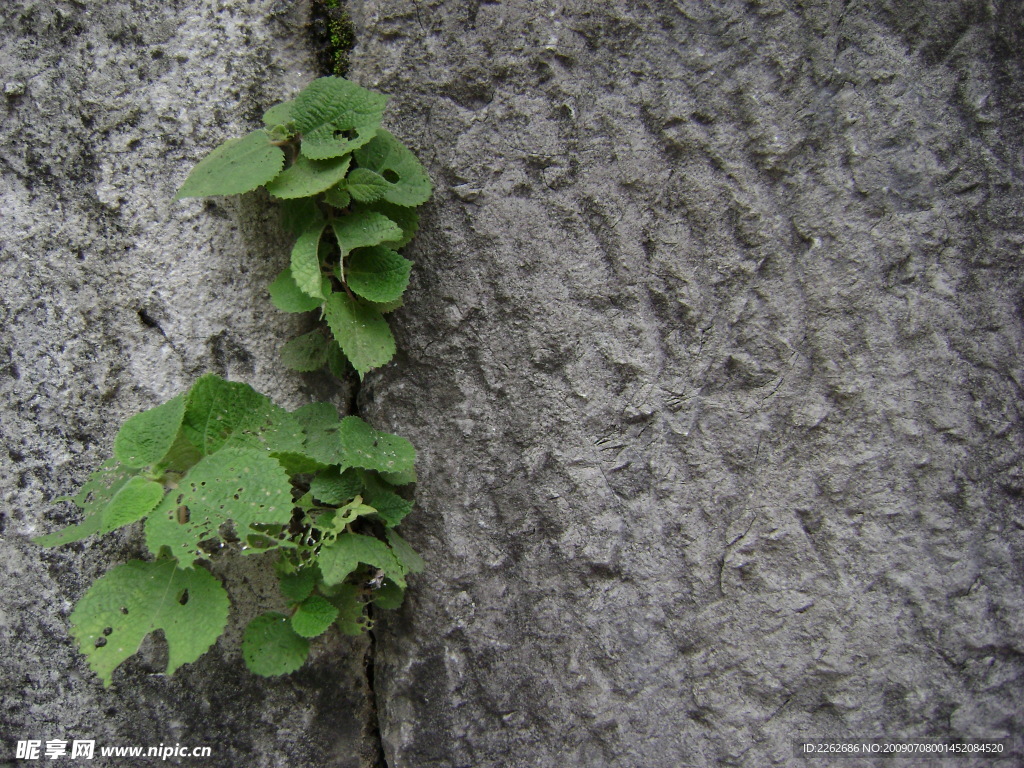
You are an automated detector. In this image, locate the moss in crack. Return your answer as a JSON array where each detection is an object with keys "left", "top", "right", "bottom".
[{"left": 310, "top": 0, "right": 356, "bottom": 77}]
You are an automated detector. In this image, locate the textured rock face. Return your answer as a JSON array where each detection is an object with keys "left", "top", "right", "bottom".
[
  {"left": 350, "top": 1, "right": 1024, "bottom": 765},
  {"left": 1, "top": 2, "right": 374, "bottom": 766}
]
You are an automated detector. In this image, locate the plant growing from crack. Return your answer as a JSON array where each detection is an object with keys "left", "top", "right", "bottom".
[{"left": 36, "top": 76, "right": 429, "bottom": 684}]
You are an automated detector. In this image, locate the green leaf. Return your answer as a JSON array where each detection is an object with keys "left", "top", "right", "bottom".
[
  {"left": 325, "top": 344, "right": 351, "bottom": 378},
  {"left": 243, "top": 612, "right": 309, "bottom": 676},
  {"left": 265, "top": 154, "right": 351, "bottom": 200},
  {"left": 331, "top": 211, "right": 403, "bottom": 259},
  {"left": 70, "top": 559, "right": 229, "bottom": 686},
  {"left": 291, "top": 595, "right": 339, "bottom": 638},
  {"left": 386, "top": 529, "right": 425, "bottom": 574},
  {"left": 182, "top": 374, "right": 305, "bottom": 456},
  {"left": 345, "top": 168, "right": 390, "bottom": 203},
  {"left": 98, "top": 476, "right": 165, "bottom": 532},
  {"left": 35, "top": 461, "right": 140, "bottom": 547},
  {"left": 324, "top": 185, "right": 351, "bottom": 209},
  {"left": 337, "top": 416, "right": 416, "bottom": 476},
  {"left": 292, "top": 402, "right": 343, "bottom": 465},
  {"left": 316, "top": 495, "right": 378, "bottom": 535},
  {"left": 280, "top": 331, "right": 330, "bottom": 372},
  {"left": 292, "top": 76, "right": 387, "bottom": 160},
  {"left": 113, "top": 393, "right": 187, "bottom": 469},
  {"left": 268, "top": 269, "right": 324, "bottom": 314},
  {"left": 144, "top": 447, "right": 294, "bottom": 567},
  {"left": 354, "top": 200, "right": 419, "bottom": 248},
  {"left": 278, "top": 565, "right": 318, "bottom": 603},
  {"left": 362, "top": 483, "right": 413, "bottom": 527},
  {"left": 345, "top": 246, "right": 413, "bottom": 303},
  {"left": 328, "top": 583, "right": 370, "bottom": 635},
  {"left": 372, "top": 578, "right": 405, "bottom": 610},
  {"left": 290, "top": 221, "right": 328, "bottom": 300},
  {"left": 322, "top": 292, "right": 396, "bottom": 378},
  {"left": 318, "top": 533, "right": 405, "bottom": 587},
  {"left": 262, "top": 99, "right": 295, "bottom": 129},
  {"left": 270, "top": 451, "right": 329, "bottom": 476},
  {"left": 380, "top": 467, "right": 418, "bottom": 486},
  {"left": 280, "top": 198, "right": 325, "bottom": 238},
  {"left": 353, "top": 129, "right": 432, "bottom": 207},
  {"left": 309, "top": 467, "right": 362, "bottom": 506},
  {"left": 176, "top": 130, "right": 285, "bottom": 199}
]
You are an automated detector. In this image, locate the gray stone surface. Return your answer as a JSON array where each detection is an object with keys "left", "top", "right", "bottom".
[
  {"left": 1, "top": 2, "right": 374, "bottom": 766},
  {"left": 349, "top": 1, "right": 1024, "bottom": 766}
]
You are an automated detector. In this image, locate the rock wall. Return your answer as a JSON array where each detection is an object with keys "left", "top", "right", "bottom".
[
  {"left": 350, "top": 1, "right": 1024, "bottom": 766},
  {"left": 3, "top": 1, "right": 1023, "bottom": 767}
]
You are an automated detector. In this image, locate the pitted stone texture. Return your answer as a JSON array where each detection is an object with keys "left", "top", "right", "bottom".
[
  {"left": 351, "top": 1, "right": 1024, "bottom": 766},
  {"left": 1, "top": 2, "right": 372, "bottom": 766}
]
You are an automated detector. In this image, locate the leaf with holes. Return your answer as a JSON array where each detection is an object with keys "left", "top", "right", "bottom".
[
  {"left": 328, "top": 584, "right": 370, "bottom": 635},
  {"left": 291, "top": 595, "right": 339, "bottom": 638},
  {"left": 266, "top": 154, "right": 351, "bottom": 200},
  {"left": 69, "top": 559, "right": 229, "bottom": 686},
  {"left": 337, "top": 416, "right": 416, "bottom": 476},
  {"left": 176, "top": 130, "right": 285, "bottom": 199},
  {"left": 113, "top": 393, "right": 187, "bottom": 469},
  {"left": 353, "top": 129, "right": 432, "bottom": 207},
  {"left": 35, "top": 461, "right": 141, "bottom": 547},
  {"left": 243, "top": 612, "right": 309, "bottom": 676},
  {"left": 144, "top": 447, "right": 293, "bottom": 567},
  {"left": 345, "top": 246, "right": 413, "bottom": 303},
  {"left": 322, "top": 291, "right": 396, "bottom": 378},
  {"left": 292, "top": 76, "right": 386, "bottom": 160}
]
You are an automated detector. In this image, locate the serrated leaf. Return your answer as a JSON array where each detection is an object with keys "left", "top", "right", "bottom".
[
  {"left": 291, "top": 595, "right": 339, "bottom": 638},
  {"left": 98, "top": 476, "right": 165, "bottom": 532},
  {"left": 325, "top": 344, "right": 350, "bottom": 378},
  {"left": 346, "top": 246, "right": 413, "bottom": 303},
  {"left": 316, "top": 495, "right": 378, "bottom": 535},
  {"left": 324, "top": 185, "right": 351, "bottom": 209},
  {"left": 372, "top": 578, "right": 405, "bottom": 610},
  {"left": 144, "top": 447, "right": 294, "bottom": 567},
  {"left": 113, "top": 393, "right": 186, "bottom": 468},
  {"left": 362, "top": 484, "right": 413, "bottom": 528},
  {"left": 176, "top": 130, "right": 285, "bottom": 199},
  {"left": 292, "top": 77, "right": 386, "bottom": 160},
  {"left": 290, "top": 221, "right": 328, "bottom": 300},
  {"left": 345, "top": 168, "right": 390, "bottom": 203},
  {"left": 353, "top": 129, "right": 432, "bottom": 207},
  {"left": 354, "top": 200, "right": 419, "bottom": 248},
  {"left": 278, "top": 565, "right": 318, "bottom": 603},
  {"left": 369, "top": 297, "right": 405, "bottom": 314},
  {"left": 310, "top": 467, "right": 362, "bottom": 506},
  {"left": 266, "top": 154, "right": 351, "bottom": 200},
  {"left": 269, "top": 452, "right": 329, "bottom": 476},
  {"left": 280, "top": 197, "right": 325, "bottom": 238},
  {"left": 280, "top": 330, "right": 330, "bottom": 372},
  {"left": 322, "top": 292, "right": 396, "bottom": 378},
  {"left": 338, "top": 416, "right": 416, "bottom": 475},
  {"left": 70, "top": 559, "right": 229, "bottom": 686},
  {"left": 182, "top": 374, "right": 305, "bottom": 456},
  {"left": 331, "top": 211, "right": 403, "bottom": 259},
  {"left": 318, "top": 533, "right": 405, "bottom": 587},
  {"left": 262, "top": 99, "right": 295, "bottom": 129},
  {"left": 243, "top": 613, "right": 309, "bottom": 676},
  {"left": 328, "top": 583, "right": 371, "bottom": 635},
  {"left": 293, "top": 402, "right": 343, "bottom": 465},
  {"left": 386, "top": 529, "right": 425, "bottom": 574},
  {"left": 35, "top": 461, "right": 141, "bottom": 547},
  {"left": 268, "top": 269, "right": 325, "bottom": 313}
]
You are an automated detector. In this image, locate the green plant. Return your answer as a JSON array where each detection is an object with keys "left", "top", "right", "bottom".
[
  {"left": 176, "top": 75, "right": 432, "bottom": 378},
  {"left": 35, "top": 76, "right": 431, "bottom": 686},
  {"left": 36, "top": 374, "right": 422, "bottom": 684}
]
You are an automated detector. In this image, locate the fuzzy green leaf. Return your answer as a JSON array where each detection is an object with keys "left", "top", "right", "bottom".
[
  {"left": 331, "top": 211, "right": 403, "bottom": 258},
  {"left": 386, "top": 529, "right": 425, "bottom": 574},
  {"left": 265, "top": 154, "right": 351, "bottom": 200},
  {"left": 328, "top": 584, "right": 370, "bottom": 635},
  {"left": 362, "top": 485, "right": 413, "bottom": 528},
  {"left": 354, "top": 201, "right": 419, "bottom": 248},
  {"left": 268, "top": 269, "right": 325, "bottom": 314},
  {"left": 291, "top": 595, "right": 339, "bottom": 638},
  {"left": 309, "top": 467, "right": 362, "bottom": 506},
  {"left": 280, "top": 331, "right": 330, "bottom": 372},
  {"left": 114, "top": 394, "right": 187, "bottom": 469},
  {"left": 35, "top": 461, "right": 141, "bottom": 547},
  {"left": 243, "top": 613, "right": 309, "bottom": 677},
  {"left": 337, "top": 416, "right": 416, "bottom": 476},
  {"left": 345, "top": 168, "right": 390, "bottom": 203},
  {"left": 324, "top": 185, "right": 351, "bottom": 209},
  {"left": 322, "top": 292, "right": 396, "bottom": 378},
  {"left": 182, "top": 374, "right": 305, "bottom": 457},
  {"left": 292, "top": 77, "right": 386, "bottom": 160},
  {"left": 278, "top": 566, "right": 318, "bottom": 603},
  {"left": 144, "top": 447, "right": 294, "bottom": 567},
  {"left": 290, "top": 221, "right": 328, "bottom": 300},
  {"left": 176, "top": 130, "right": 285, "bottom": 199},
  {"left": 98, "top": 475, "right": 165, "bottom": 532},
  {"left": 345, "top": 246, "right": 413, "bottom": 303},
  {"left": 318, "top": 533, "right": 405, "bottom": 587},
  {"left": 280, "top": 197, "right": 325, "bottom": 238},
  {"left": 325, "top": 344, "right": 351, "bottom": 379},
  {"left": 353, "top": 129, "right": 432, "bottom": 207},
  {"left": 262, "top": 99, "right": 295, "bottom": 129},
  {"left": 70, "top": 559, "right": 229, "bottom": 686},
  {"left": 372, "top": 578, "right": 406, "bottom": 610}
]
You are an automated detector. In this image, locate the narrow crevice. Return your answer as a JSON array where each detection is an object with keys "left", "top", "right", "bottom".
[{"left": 363, "top": 606, "right": 390, "bottom": 768}]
